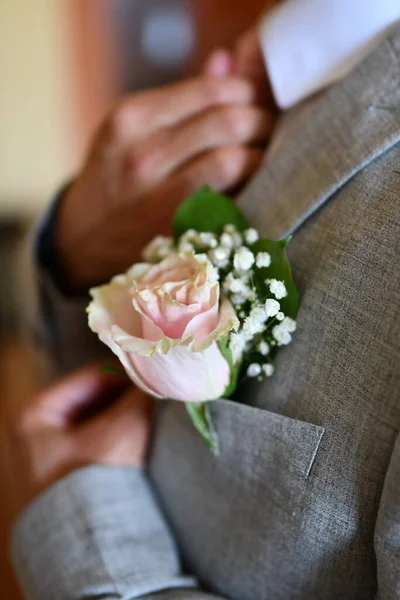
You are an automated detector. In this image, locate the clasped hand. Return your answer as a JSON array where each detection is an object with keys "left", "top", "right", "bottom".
[
  {"left": 56, "top": 73, "right": 274, "bottom": 292},
  {"left": 6, "top": 367, "right": 154, "bottom": 514}
]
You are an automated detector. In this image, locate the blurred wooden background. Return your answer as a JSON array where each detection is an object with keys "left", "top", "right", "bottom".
[
  {"left": 0, "top": 1, "right": 268, "bottom": 598},
  {"left": 0, "top": 337, "right": 39, "bottom": 600}
]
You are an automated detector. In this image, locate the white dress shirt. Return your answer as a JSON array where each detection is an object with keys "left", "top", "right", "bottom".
[{"left": 259, "top": 0, "right": 400, "bottom": 109}]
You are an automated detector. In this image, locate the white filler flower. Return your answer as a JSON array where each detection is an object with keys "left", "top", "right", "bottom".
[
  {"left": 272, "top": 318, "right": 296, "bottom": 346},
  {"left": 179, "top": 241, "right": 194, "bottom": 252},
  {"left": 256, "top": 252, "right": 271, "bottom": 268},
  {"left": 234, "top": 247, "right": 255, "bottom": 271},
  {"left": 258, "top": 340, "right": 270, "bottom": 355},
  {"left": 209, "top": 246, "right": 230, "bottom": 269},
  {"left": 269, "top": 279, "right": 287, "bottom": 299},
  {"left": 221, "top": 225, "right": 243, "bottom": 249},
  {"left": 243, "top": 306, "right": 267, "bottom": 337},
  {"left": 272, "top": 326, "right": 292, "bottom": 346},
  {"left": 142, "top": 236, "right": 174, "bottom": 262},
  {"left": 247, "top": 363, "right": 262, "bottom": 377},
  {"left": 229, "top": 332, "right": 247, "bottom": 364},
  {"left": 265, "top": 298, "right": 280, "bottom": 318},
  {"left": 198, "top": 232, "right": 218, "bottom": 248},
  {"left": 244, "top": 228, "right": 259, "bottom": 244},
  {"left": 263, "top": 364, "right": 275, "bottom": 377},
  {"left": 280, "top": 317, "right": 297, "bottom": 333}
]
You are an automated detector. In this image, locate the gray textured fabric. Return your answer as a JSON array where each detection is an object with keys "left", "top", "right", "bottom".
[
  {"left": 12, "top": 467, "right": 196, "bottom": 600},
  {"left": 375, "top": 433, "right": 400, "bottom": 599},
  {"left": 13, "top": 27, "right": 400, "bottom": 600},
  {"left": 150, "top": 30, "right": 399, "bottom": 598}
]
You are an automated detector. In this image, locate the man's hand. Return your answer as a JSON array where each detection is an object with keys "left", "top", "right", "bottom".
[
  {"left": 56, "top": 75, "right": 273, "bottom": 292},
  {"left": 6, "top": 366, "right": 154, "bottom": 514},
  {"left": 204, "top": 28, "right": 277, "bottom": 111}
]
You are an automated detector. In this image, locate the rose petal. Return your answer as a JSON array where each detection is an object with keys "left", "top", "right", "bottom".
[
  {"left": 88, "top": 254, "right": 239, "bottom": 402},
  {"left": 126, "top": 262, "right": 153, "bottom": 283},
  {"left": 88, "top": 279, "right": 161, "bottom": 397},
  {"left": 193, "top": 297, "right": 239, "bottom": 351},
  {"left": 113, "top": 297, "right": 238, "bottom": 356},
  {"left": 140, "top": 254, "right": 195, "bottom": 286},
  {"left": 112, "top": 324, "right": 186, "bottom": 356},
  {"left": 140, "top": 313, "right": 166, "bottom": 342},
  {"left": 131, "top": 341, "right": 231, "bottom": 401},
  {"left": 89, "top": 276, "right": 140, "bottom": 336},
  {"left": 183, "top": 298, "right": 219, "bottom": 342},
  {"left": 132, "top": 287, "right": 203, "bottom": 339}
]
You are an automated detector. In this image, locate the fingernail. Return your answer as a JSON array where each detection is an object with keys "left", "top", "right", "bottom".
[{"left": 203, "top": 49, "right": 233, "bottom": 77}]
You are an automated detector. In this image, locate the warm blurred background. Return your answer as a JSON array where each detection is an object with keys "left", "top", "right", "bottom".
[{"left": 0, "top": 1, "right": 267, "bottom": 597}]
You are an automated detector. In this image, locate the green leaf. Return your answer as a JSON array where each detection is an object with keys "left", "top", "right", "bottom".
[
  {"left": 173, "top": 186, "right": 249, "bottom": 240},
  {"left": 100, "top": 365, "right": 129, "bottom": 378},
  {"left": 185, "top": 402, "right": 219, "bottom": 455},
  {"left": 278, "top": 236, "right": 292, "bottom": 248},
  {"left": 251, "top": 237, "right": 299, "bottom": 318},
  {"left": 218, "top": 338, "right": 239, "bottom": 398}
]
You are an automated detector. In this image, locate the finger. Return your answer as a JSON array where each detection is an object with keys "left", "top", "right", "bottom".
[
  {"left": 79, "top": 388, "right": 155, "bottom": 466},
  {"left": 165, "top": 146, "right": 264, "bottom": 198},
  {"left": 123, "top": 105, "right": 272, "bottom": 191},
  {"left": 233, "top": 29, "right": 275, "bottom": 107},
  {"left": 32, "top": 364, "right": 130, "bottom": 428},
  {"left": 203, "top": 48, "right": 234, "bottom": 77},
  {"left": 118, "top": 147, "right": 264, "bottom": 273},
  {"left": 102, "top": 75, "right": 258, "bottom": 144},
  {"left": 89, "top": 387, "right": 154, "bottom": 431}
]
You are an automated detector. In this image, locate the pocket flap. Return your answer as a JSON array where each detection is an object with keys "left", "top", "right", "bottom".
[{"left": 211, "top": 399, "right": 325, "bottom": 478}]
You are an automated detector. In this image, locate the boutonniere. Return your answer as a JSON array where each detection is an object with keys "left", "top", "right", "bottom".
[{"left": 87, "top": 187, "right": 299, "bottom": 453}]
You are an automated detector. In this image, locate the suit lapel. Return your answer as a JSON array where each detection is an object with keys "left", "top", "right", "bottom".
[{"left": 238, "top": 28, "right": 400, "bottom": 240}]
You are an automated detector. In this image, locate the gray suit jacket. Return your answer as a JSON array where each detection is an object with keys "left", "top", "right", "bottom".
[{"left": 12, "top": 27, "right": 400, "bottom": 600}]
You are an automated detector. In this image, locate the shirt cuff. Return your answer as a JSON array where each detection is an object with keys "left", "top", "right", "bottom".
[
  {"left": 35, "top": 182, "right": 76, "bottom": 296},
  {"left": 12, "top": 466, "right": 196, "bottom": 600},
  {"left": 258, "top": 0, "right": 400, "bottom": 110},
  {"left": 31, "top": 186, "right": 106, "bottom": 374}
]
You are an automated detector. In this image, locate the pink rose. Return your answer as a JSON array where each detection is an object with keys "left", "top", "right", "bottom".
[{"left": 88, "top": 252, "right": 238, "bottom": 402}]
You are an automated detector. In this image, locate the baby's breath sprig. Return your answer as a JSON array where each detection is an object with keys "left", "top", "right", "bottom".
[
  {"left": 142, "top": 223, "right": 298, "bottom": 383},
  {"left": 208, "top": 225, "right": 296, "bottom": 381},
  {"left": 142, "top": 191, "right": 298, "bottom": 391},
  {"left": 147, "top": 223, "right": 296, "bottom": 383}
]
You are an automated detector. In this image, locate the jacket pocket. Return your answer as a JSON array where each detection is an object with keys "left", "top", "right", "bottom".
[
  {"left": 150, "top": 400, "right": 325, "bottom": 600},
  {"left": 210, "top": 398, "right": 325, "bottom": 479}
]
